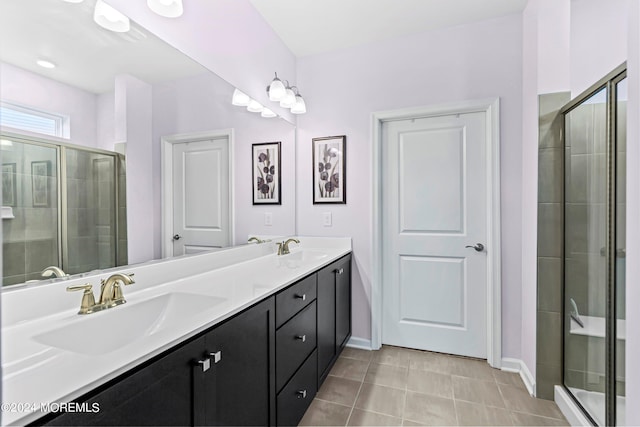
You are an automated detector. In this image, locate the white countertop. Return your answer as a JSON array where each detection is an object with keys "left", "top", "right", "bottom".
[{"left": 1, "top": 237, "right": 351, "bottom": 426}]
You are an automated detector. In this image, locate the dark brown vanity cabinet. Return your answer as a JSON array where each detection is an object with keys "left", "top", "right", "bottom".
[
  {"left": 274, "top": 275, "right": 318, "bottom": 426},
  {"left": 36, "top": 253, "right": 351, "bottom": 427},
  {"left": 317, "top": 254, "right": 352, "bottom": 384},
  {"left": 39, "top": 297, "right": 276, "bottom": 427}
]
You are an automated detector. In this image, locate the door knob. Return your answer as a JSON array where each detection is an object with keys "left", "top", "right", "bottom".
[
  {"left": 173, "top": 234, "right": 182, "bottom": 240},
  {"left": 465, "top": 243, "right": 485, "bottom": 252}
]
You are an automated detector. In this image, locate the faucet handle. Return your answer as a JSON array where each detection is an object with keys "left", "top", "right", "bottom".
[
  {"left": 67, "top": 283, "right": 98, "bottom": 315},
  {"left": 67, "top": 283, "right": 93, "bottom": 293}
]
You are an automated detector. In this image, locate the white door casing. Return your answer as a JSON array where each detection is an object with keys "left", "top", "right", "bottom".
[
  {"left": 161, "top": 130, "right": 234, "bottom": 258},
  {"left": 382, "top": 112, "right": 487, "bottom": 358},
  {"left": 371, "top": 99, "right": 501, "bottom": 367}
]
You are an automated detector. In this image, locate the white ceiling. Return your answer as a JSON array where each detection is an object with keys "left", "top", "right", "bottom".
[
  {"left": 249, "top": 0, "right": 528, "bottom": 57},
  {"left": 0, "top": 0, "right": 206, "bottom": 94}
]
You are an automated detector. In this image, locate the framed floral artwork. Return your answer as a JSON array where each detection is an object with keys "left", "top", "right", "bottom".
[
  {"left": 252, "top": 142, "right": 281, "bottom": 205},
  {"left": 312, "top": 135, "right": 346, "bottom": 204}
]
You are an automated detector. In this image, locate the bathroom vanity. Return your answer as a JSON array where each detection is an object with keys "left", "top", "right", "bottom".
[{"left": 1, "top": 237, "right": 351, "bottom": 427}]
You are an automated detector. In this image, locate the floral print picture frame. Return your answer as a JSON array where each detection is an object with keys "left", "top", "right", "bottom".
[
  {"left": 312, "top": 135, "right": 346, "bottom": 204},
  {"left": 252, "top": 142, "right": 281, "bottom": 205}
]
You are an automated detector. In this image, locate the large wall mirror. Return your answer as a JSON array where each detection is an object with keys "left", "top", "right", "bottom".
[{"left": 0, "top": 0, "right": 296, "bottom": 287}]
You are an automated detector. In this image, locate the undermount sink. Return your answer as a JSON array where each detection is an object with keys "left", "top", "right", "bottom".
[
  {"left": 33, "top": 292, "right": 226, "bottom": 355},
  {"left": 278, "top": 250, "right": 328, "bottom": 268},
  {"left": 286, "top": 250, "right": 328, "bottom": 262}
]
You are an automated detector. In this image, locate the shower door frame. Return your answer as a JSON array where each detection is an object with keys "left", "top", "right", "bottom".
[
  {"left": 1, "top": 131, "right": 124, "bottom": 275},
  {"left": 559, "top": 62, "right": 626, "bottom": 427}
]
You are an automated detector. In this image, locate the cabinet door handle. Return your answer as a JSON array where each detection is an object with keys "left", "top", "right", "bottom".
[
  {"left": 335, "top": 268, "right": 344, "bottom": 275},
  {"left": 209, "top": 351, "right": 222, "bottom": 364},
  {"left": 197, "top": 358, "right": 211, "bottom": 372},
  {"left": 295, "top": 335, "right": 306, "bottom": 342},
  {"left": 294, "top": 293, "right": 306, "bottom": 301},
  {"left": 296, "top": 390, "right": 307, "bottom": 399}
]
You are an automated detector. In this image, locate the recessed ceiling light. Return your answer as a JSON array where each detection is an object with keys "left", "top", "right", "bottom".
[{"left": 36, "top": 60, "right": 56, "bottom": 69}]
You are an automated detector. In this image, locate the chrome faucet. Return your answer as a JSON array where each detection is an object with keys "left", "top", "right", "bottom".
[
  {"left": 41, "top": 266, "right": 67, "bottom": 278},
  {"left": 248, "top": 236, "right": 265, "bottom": 244},
  {"left": 277, "top": 238, "right": 300, "bottom": 255},
  {"left": 99, "top": 273, "right": 135, "bottom": 308}
]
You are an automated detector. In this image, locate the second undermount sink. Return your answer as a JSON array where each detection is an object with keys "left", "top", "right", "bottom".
[
  {"left": 286, "top": 250, "right": 328, "bottom": 262},
  {"left": 278, "top": 250, "right": 328, "bottom": 269},
  {"left": 33, "top": 292, "right": 226, "bottom": 355}
]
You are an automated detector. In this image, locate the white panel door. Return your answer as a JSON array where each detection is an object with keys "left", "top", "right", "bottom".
[
  {"left": 382, "top": 112, "right": 487, "bottom": 358},
  {"left": 172, "top": 138, "right": 229, "bottom": 255}
]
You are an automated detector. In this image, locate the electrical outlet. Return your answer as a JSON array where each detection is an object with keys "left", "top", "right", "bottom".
[
  {"left": 323, "top": 212, "right": 332, "bottom": 227},
  {"left": 264, "top": 212, "right": 272, "bottom": 226}
]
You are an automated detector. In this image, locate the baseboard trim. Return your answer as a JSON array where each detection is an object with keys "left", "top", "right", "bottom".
[
  {"left": 501, "top": 357, "right": 536, "bottom": 396},
  {"left": 554, "top": 385, "right": 591, "bottom": 426},
  {"left": 346, "top": 337, "right": 372, "bottom": 350}
]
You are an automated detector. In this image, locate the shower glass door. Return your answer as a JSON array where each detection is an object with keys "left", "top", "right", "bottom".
[
  {"left": 564, "top": 86, "right": 608, "bottom": 426},
  {"left": 562, "top": 66, "right": 626, "bottom": 426},
  {"left": 64, "top": 147, "right": 118, "bottom": 275},
  {"left": 1, "top": 138, "right": 60, "bottom": 285}
]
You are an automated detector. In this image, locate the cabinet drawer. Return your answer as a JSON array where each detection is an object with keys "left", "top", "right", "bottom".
[
  {"left": 276, "top": 274, "right": 317, "bottom": 328},
  {"left": 277, "top": 350, "right": 317, "bottom": 427},
  {"left": 276, "top": 301, "right": 317, "bottom": 391}
]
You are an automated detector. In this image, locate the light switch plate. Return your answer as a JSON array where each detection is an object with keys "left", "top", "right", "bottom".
[
  {"left": 264, "top": 212, "right": 272, "bottom": 226},
  {"left": 323, "top": 212, "right": 332, "bottom": 227}
]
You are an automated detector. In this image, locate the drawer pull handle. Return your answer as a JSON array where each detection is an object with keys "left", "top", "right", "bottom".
[
  {"left": 294, "top": 293, "right": 306, "bottom": 301},
  {"left": 296, "top": 390, "right": 307, "bottom": 399},
  {"left": 198, "top": 358, "right": 211, "bottom": 372},
  {"left": 335, "top": 268, "right": 344, "bottom": 275},
  {"left": 209, "top": 351, "right": 222, "bottom": 364},
  {"left": 295, "top": 335, "right": 307, "bottom": 342}
]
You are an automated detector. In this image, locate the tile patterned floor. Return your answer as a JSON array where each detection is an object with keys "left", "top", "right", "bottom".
[{"left": 299, "top": 345, "right": 569, "bottom": 426}]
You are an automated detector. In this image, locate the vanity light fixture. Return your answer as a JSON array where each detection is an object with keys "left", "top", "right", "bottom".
[
  {"left": 261, "top": 108, "right": 277, "bottom": 118},
  {"left": 36, "top": 59, "right": 56, "bottom": 69},
  {"left": 267, "top": 72, "right": 286, "bottom": 102},
  {"left": 279, "top": 82, "right": 297, "bottom": 109},
  {"left": 94, "top": 0, "right": 130, "bottom": 33},
  {"left": 265, "top": 74, "right": 306, "bottom": 114},
  {"left": 290, "top": 88, "right": 307, "bottom": 114},
  {"left": 231, "top": 88, "right": 251, "bottom": 106},
  {"left": 247, "top": 99, "right": 264, "bottom": 113},
  {"left": 147, "top": 0, "right": 184, "bottom": 18}
]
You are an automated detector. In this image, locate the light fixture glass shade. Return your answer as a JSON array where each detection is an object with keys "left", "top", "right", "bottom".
[
  {"left": 261, "top": 108, "right": 277, "bottom": 118},
  {"left": 147, "top": 0, "right": 183, "bottom": 18},
  {"left": 232, "top": 89, "right": 251, "bottom": 106},
  {"left": 94, "top": 0, "right": 130, "bottom": 32},
  {"left": 291, "top": 94, "right": 307, "bottom": 114},
  {"left": 279, "top": 87, "right": 296, "bottom": 108},
  {"left": 247, "top": 99, "right": 264, "bottom": 113},
  {"left": 268, "top": 74, "right": 286, "bottom": 102}
]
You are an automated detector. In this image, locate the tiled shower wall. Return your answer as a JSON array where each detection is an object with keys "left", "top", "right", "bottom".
[
  {"left": 2, "top": 141, "right": 59, "bottom": 285},
  {"left": 536, "top": 92, "right": 570, "bottom": 400}
]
